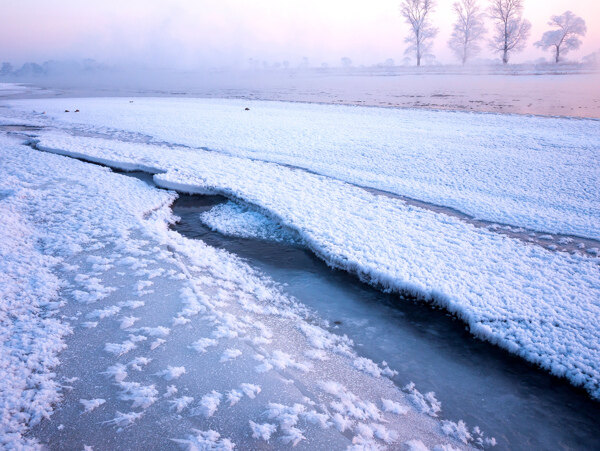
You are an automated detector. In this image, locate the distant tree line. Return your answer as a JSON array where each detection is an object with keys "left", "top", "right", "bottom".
[
  {"left": 399, "top": 0, "right": 588, "bottom": 65},
  {"left": 0, "top": 59, "right": 106, "bottom": 78}
]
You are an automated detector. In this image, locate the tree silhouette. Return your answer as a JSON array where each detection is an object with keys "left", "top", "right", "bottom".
[
  {"left": 535, "top": 11, "right": 587, "bottom": 63},
  {"left": 448, "top": 0, "right": 486, "bottom": 65},
  {"left": 399, "top": 0, "right": 438, "bottom": 66},
  {"left": 488, "top": 0, "right": 531, "bottom": 64}
]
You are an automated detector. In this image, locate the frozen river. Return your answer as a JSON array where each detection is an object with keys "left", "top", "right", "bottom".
[
  {"left": 171, "top": 191, "right": 600, "bottom": 451},
  {"left": 3, "top": 68, "right": 600, "bottom": 118},
  {"left": 2, "top": 84, "right": 599, "bottom": 449}
]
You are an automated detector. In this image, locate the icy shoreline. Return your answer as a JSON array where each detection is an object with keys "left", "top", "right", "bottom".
[
  {"left": 3, "top": 96, "right": 599, "bottom": 399},
  {"left": 21, "top": 126, "right": 600, "bottom": 401},
  {"left": 1, "top": 94, "right": 599, "bottom": 447},
  {"left": 1, "top": 136, "right": 470, "bottom": 449},
  {"left": 8, "top": 98, "right": 599, "bottom": 240}
]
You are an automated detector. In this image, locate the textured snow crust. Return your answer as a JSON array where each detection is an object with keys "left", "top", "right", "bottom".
[
  {"left": 7, "top": 97, "right": 600, "bottom": 239},
  {"left": 200, "top": 200, "right": 303, "bottom": 245},
  {"left": 0, "top": 137, "right": 174, "bottom": 447},
  {"left": 0, "top": 136, "right": 467, "bottom": 449},
  {"left": 25, "top": 120, "right": 600, "bottom": 400}
]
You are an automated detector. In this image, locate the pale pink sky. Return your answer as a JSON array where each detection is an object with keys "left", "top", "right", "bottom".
[{"left": 1, "top": 0, "right": 599, "bottom": 67}]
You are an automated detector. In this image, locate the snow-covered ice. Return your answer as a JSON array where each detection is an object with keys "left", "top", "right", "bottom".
[
  {"left": 200, "top": 200, "right": 303, "bottom": 245},
  {"left": 6, "top": 98, "right": 598, "bottom": 400},
  {"left": 79, "top": 399, "right": 106, "bottom": 414},
  {"left": 8, "top": 97, "right": 600, "bottom": 239},
  {"left": 0, "top": 133, "right": 466, "bottom": 449},
  {"left": 155, "top": 366, "right": 186, "bottom": 381},
  {"left": 0, "top": 83, "right": 34, "bottom": 96},
  {"left": 2, "top": 94, "right": 599, "bottom": 448}
]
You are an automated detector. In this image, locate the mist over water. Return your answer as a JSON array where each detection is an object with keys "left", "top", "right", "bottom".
[
  {"left": 2, "top": 0, "right": 599, "bottom": 118},
  {"left": 2, "top": 66, "right": 599, "bottom": 118},
  {"left": 2, "top": 0, "right": 599, "bottom": 70}
]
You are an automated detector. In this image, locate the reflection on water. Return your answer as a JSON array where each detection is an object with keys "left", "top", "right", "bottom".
[
  {"left": 19, "top": 72, "right": 600, "bottom": 118},
  {"left": 172, "top": 193, "right": 600, "bottom": 451}
]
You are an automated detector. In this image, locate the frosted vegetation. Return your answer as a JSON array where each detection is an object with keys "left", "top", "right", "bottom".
[
  {"left": 395, "top": 0, "right": 587, "bottom": 66},
  {"left": 1, "top": 93, "right": 598, "bottom": 448},
  {"left": 534, "top": 11, "right": 588, "bottom": 63}
]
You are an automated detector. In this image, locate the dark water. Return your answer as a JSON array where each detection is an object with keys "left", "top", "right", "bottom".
[
  {"left": 0, "top": 124, "right": 44, "bottom": 132},
  {"left": 171, "top": 193, "right": 600, "bottom": 451}
]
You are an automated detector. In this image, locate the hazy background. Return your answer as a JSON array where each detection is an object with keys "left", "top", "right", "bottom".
[{"left": 1, "top": 0, "right": 599, "bottom": 69}]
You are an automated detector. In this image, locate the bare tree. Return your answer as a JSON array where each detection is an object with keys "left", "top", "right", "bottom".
[
  {"left": 535, "top": 11, "right": 587, "bottom": 63},
  {"left": 488, "top": 0, "right": 531, "bottom": 64},
  {"left": 399, "top": 0, "right": 438, "bottom": 66},
  {"left": 448, "top": 0, "right": 486, "bottom": 64},
  {"left": 341, "top": 57, "right": 353, "bottom": 68}
]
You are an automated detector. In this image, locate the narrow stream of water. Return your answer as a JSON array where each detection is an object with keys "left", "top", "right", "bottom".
[
  {"left": 4, "top": 105, "right": 599, "bottom": 449},
  {"left": 170, "top": 192, "right": 600, "bottom": 451}
]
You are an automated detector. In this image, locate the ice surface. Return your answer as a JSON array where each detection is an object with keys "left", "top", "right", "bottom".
[
  {"left": 9, "top": 97, "right": 600, "bottom": 239},
  {"left": 0, "top": 137, "right": 174, "bottom": 447},
  {"left": 200, "top": 200, "right": 303, "bottom": 245},
  {"left": 0, "top": 136, "right": 465, "bottom": 449},
  {"left": 3, "top": 94, "right": 599, "bottom": 448},
  {"left": 16, "top": 112, "right": 600, "bottom": 399},
  {"left": 0, "top": 82, "right": 32, "bottom": 96}
]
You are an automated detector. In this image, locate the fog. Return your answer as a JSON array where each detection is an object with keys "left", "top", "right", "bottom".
[
  {"left": 1, "top": 0, "right": 599, "bottom": 71},
  {"left": 1, "top": 0, "right": 599, "bottom": 117}
]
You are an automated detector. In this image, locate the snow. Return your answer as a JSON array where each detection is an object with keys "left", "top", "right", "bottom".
[
  {"left": 128, "top": 357, "right": 152, "bottom": 371},
  {"left": 150, "top": 338, "right": 166, "bottom": 350},
  {"left": 87, "top": 306, "right": 120, "bottom": 319},
  {"left": 189, "top": 337, "right": 218, "bottom": 353},
  {"left": 5, "top": 93, "right": 596, "bottom": 447},
  {"left": 117, "top": 381, "right": 159, "bottom": 409},
  {"left": 332, "top": 413, "right": 354, "bottom": 432},
  {"left": 441, "top": 420, "right": 472, "bottom": 444},
  {"left": 155, "top": 366, "right": 186, "bottom": 381},
  {"left": 102, "top": 364, "right": 128, "bottom": 383},
  {"left": 255, "top": 350, "right": 312, "bottom": 373},
  {"left": 382, "top": 399, "right": 410, "bottom": 416},
  {"left": 103, "top": 411, "right": 144, "bottom": 429},
  {"left": 12, "top": 104, "right": 599, "bottom": 399},
  {"left": 353, "top": 357, "right": 398, "bottom": 378},
  {"left": 192, "top": 391, "right": 222, "bottom": 418},
  {"left": 79, "top": 399, "right": 106, "bottom": 414},
  {"left": 404, "top": 383, "right": 442, "bottom": 417},
  {"left": 219, "top": 348, "right": 242, "bottom": 363},
  {"left": 104, "top": 340, "right": 137, "bottom": 356},
  {"left": 239, "top": 383, "right": 261, "bottom": 399},
  {"left": 164, "top": 385, "right": 178, "bottom": 398},
  {"left": 405, "top": 439, "right": 431, "bottom": 451},
  {"left": 249, "top": 421, "right": 277, "bottom": 441},
  {"left": 172, "top": 429, "right": 235, "bottom": 450},
  {"left": 0, "top": 136, "right": 175, "bottom": 447},
  {"left": 119, "top": 316, "right": 140, "bottom": 329},
  {"left": 9, "top": 97, "right": 600, "bottom": 239},
  {"left": 263, "top": 402, "right": 308, "bottom": 446},
  {"left": 119, "top": 300, "right": 145, "bottom": 310},
  {"left": 137, "top": 326, "right": 170, "bottom": 337},
  {"left": 169, "top": 396, "right": 194, "bottom": 413},
  {"left": 0, "top": 197, "right": 68, "bottom": 447},
  {"left": 200, "top": 200, "right": 303, "bottom": 245}
]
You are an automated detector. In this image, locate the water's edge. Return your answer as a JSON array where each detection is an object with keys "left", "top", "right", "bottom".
[{"left": 12, "top": 134, "right": 600, "bottom": 449}]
